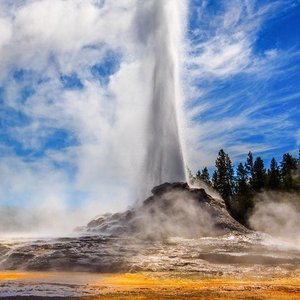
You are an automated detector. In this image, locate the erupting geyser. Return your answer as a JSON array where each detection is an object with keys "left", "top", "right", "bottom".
[
  {"left": 137, "top": 0, "right": 187, "bottom": 193},
  {"left": 1, "top": 4, "right": 300, "bottom": 292}
]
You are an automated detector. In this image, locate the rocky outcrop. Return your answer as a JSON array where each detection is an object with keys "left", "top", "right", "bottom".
[
  {"left": 2, "top": 184, "right": 299, "bottom": 274},
  {"left": 84, "top": 182, "right": 248, "bottom": 238}
]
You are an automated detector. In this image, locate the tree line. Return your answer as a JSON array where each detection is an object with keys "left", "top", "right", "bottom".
[{"left": 189, "top": 149, "right": 300, "bottom": 227}]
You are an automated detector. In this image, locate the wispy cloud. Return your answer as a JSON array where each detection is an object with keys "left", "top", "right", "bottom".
[{"left": 184, "top": 0, "right": 300, "bottom": 171}]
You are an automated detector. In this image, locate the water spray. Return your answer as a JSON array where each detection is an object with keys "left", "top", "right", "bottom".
[{"left": 136, "top": 0, "right": 187, "bottom": 196}]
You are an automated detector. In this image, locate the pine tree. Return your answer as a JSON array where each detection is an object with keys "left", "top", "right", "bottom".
[
  {"left": 251, "top": 157, "right": 266, "bottom": 192},
  {"left": 281, "top": 153, "right": 297, "bottom": 190},
  {"left": 267, "top": 157, "right": 280, "bottom": 189},
  {"left": 235, "top": 163, "right": 248, "bottom": 194},
  {"left": 212, "top": 170, "right": 218, "bottom": 189},
  {"left": 200, "top": 167, "right": 211, "bottom": 186},
  {"left": 233, "top": 163, "right": 253, "bottom": 225},
  {"left": 245, "top": 151, "right": 254, "bottom": 179},
  {"left": 212, "top": 149, "right": 234, "bottom": 208}
]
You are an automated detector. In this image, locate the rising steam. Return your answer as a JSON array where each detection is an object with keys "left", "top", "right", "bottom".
[
  {"left": 249, "top": 192, "right": 300, "bottom": 247},
  {"left": 136, "top": 0, "right": 187, "bottom": 196}
]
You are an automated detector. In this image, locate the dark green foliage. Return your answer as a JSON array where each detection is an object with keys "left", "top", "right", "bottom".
[
  {"left": 231, "top": 163, "right": 253, "bottom": 225},
  {"left": 267, "top": 158, "right": 280, "bottom": 189},
  {"left": 251, "top": 157, "right": 266, "bottom": 192},
  {"left": 245, "top": 151, "right": 254, "bottom": 179},
  {"left": 212, "top": 149, "right": 234, "bottom": 208},
  {"left": 199, "top": 167, "right": 211, "bottom": 186},
  {"left": 191, "top": 149, "right": 299, "bottom": 229},
  {"left": 188, "top": 167, "right": 211, "bottom": 187},
  {"left": 235, "top": 163, "right": 249, "bottom": 195},
  {"left": 281, "top": 153, "right": 298, "bottom": 190},
  {"left": 281, "top": 153, "right": 297, "bottom": 176}
]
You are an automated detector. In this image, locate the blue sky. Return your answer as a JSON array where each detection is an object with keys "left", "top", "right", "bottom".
[
  {"left": 185, "top": 0, "right": 300, "bottom": 171},
  {"left": 0, "top": 0, "right": 299, "bottom": 222}
]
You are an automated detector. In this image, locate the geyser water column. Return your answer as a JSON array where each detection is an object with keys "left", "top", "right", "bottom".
[{"left": 137, "top": 0, "right": 187, "bottom": 195}]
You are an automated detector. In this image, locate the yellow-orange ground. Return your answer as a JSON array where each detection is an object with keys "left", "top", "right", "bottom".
[{"left": 0, "top": 271, "right": 299, "bottom": 299}]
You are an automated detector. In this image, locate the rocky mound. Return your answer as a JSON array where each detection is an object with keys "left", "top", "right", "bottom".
[
  {"left": 2, "top": 183, "right": 300, "bottom": 274},
  {"left": 84, "top": 182, "right": 248, "bottom": 238}
]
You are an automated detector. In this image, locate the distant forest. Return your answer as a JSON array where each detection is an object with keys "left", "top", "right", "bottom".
[{"left": 189, "top": 149, "right": 300, "bottom": 227}]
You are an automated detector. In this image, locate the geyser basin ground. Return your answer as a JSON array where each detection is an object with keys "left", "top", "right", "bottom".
[
  {"left": 0, "top": 183, "right": 299, "bottom": 298},
  {"left": 1, "top": 231, "right": 300, "bottom": 298},
  {"left": 0, "top": 271, "right": 300, "bottom": 299}
]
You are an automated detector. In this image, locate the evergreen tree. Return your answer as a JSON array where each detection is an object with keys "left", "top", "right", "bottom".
[
  {"left": 191, "top": 148, "right": 300, "bottom": 228},
  {"left": 235, "top": 163, "right": 248, "bottom": 194},
  {"left": 194, "top": 167, "right": 211, "bottom": 186},
  {"left": 245, "top": 151, "right": 254, "bottom": 179},
  {"left": 200, "top": 167, "right": 211, "bottom": 186},
  {"left": 251, "top": 157, "right": 266, "bottom": 192},
  {"left": 281, "top": 153, "right": 297, "bottom": 190},
  {"left": 267, "top": 157, "right": 280, "bottom": 189},
  {"left": 212, "top": 149, "right": 234, "bottom": 207},
  {"left": 212, "top": 170, "right": 218, "bottom": 189},
  {"left": 233, "top": 163, "right": 253, "bottom": 225}
]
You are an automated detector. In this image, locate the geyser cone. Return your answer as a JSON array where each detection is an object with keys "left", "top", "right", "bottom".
[{"left": 137, "top": 0, "right": 187, "bottom": 194}]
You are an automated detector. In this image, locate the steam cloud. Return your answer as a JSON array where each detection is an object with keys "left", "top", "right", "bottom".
[
  {"left": 133, "top": 190, "right": 217, "bottom": 239},
  {"left": 249, "top": 192, "right": 300, "bottom": 247}
]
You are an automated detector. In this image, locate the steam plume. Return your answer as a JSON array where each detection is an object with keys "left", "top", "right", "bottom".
[
  {"left": 249, "top": 192, "right": 300, "bottom": 247},
  {"left": 136, "top": 0, "right": 187, "bottom": 195}
]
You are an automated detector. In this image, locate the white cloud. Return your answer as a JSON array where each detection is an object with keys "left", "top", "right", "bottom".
[
  {"left": 264, "top": 49, "right": 278, "bottom": 59},
  {"left": 0, "top": 0, "right": 150, "bottom": 232},
  {"left": 186, "top": 0, "right": 282, "bottom": 79},
  {"left": 0, "top": 0, "right": 137, "bottom": 79},
  {"left": 183, "top": 0, "right": 300, "bottom": 172},
  {"left": 0, "top": 0, "right": 190, "bottom": 233},
  {"left": 0, "top": 18, "right": 12, "bottom": 49}
]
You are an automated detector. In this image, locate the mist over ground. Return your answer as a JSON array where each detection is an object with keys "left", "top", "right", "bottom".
[{"left": 250, "top": 192, "right": 300, "bottom": 247}]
